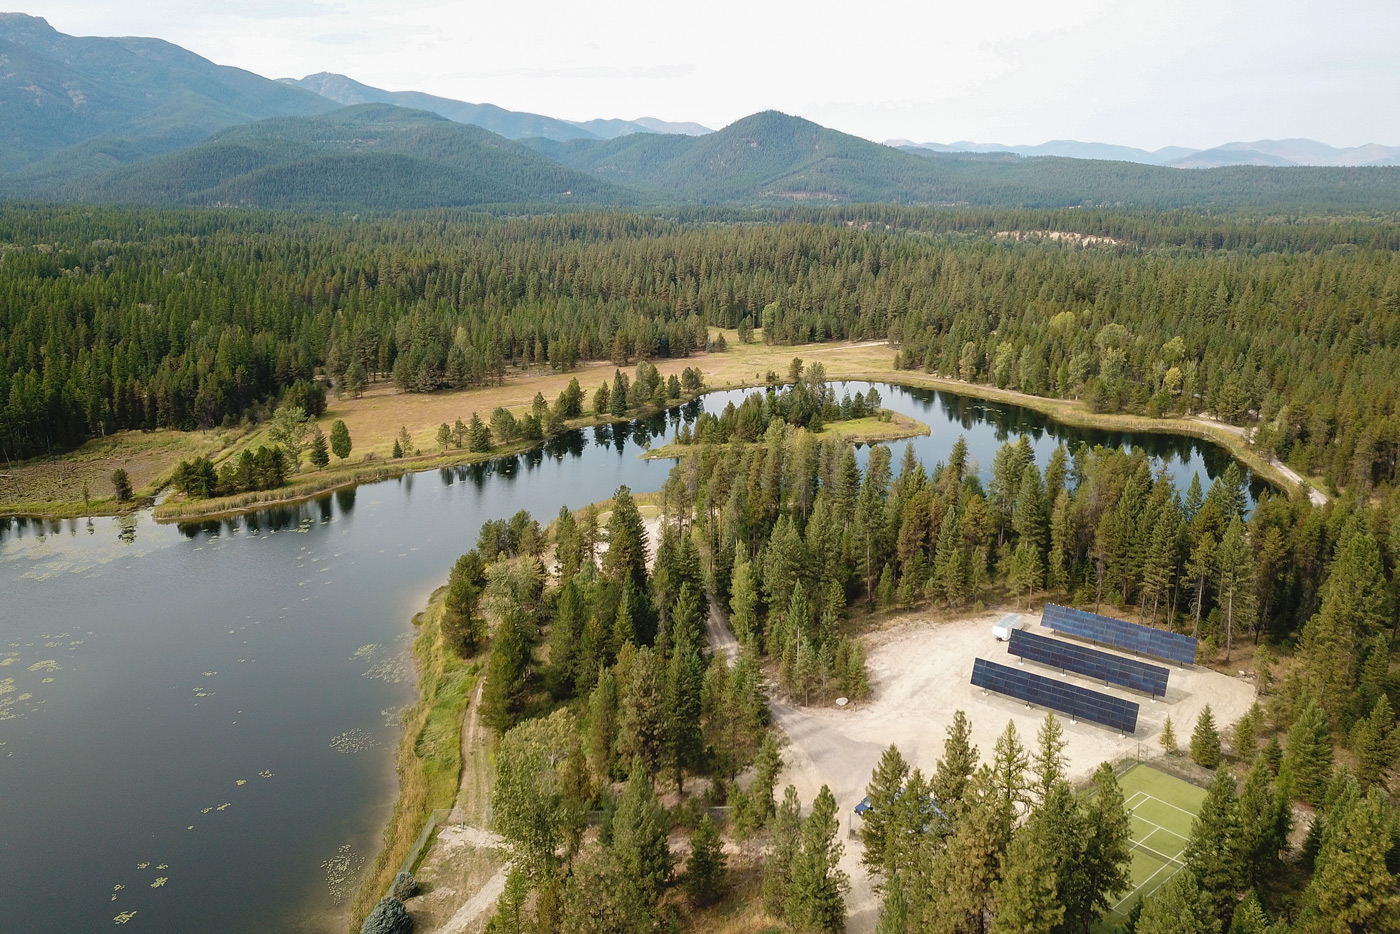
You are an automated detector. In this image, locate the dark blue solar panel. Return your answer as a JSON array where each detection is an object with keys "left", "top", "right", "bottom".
[
  {"left": 1042, "top": 604, "right": 1197, "bottom": 666},
  {"left": 970, "top": 658, "right": 1139, "bottom": 734},
  {"left": 1008, "top": 629, "right": 1169, "bottom": 697}
]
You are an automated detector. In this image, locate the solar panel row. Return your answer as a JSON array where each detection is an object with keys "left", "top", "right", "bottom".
[
  {"left": 971, "top": 657, "right": 1140, "bottom": 734},
  {"left": 1042, "top": 603, "right": 1197, "bottom": 666},
  {"left": 1008, "top": 629, "right": 1170, "bottom": 698}
]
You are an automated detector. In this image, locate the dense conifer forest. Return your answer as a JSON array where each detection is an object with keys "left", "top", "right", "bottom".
[
  {"left": 414, "top": 419, "right": 1399, "bottom": 934},
  {"left": 4, "top": 205, "right": 1400, "bottom": 499}
]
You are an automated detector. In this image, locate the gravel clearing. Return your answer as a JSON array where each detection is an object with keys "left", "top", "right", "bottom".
[{"left": 772, "top": 608, "right": 1257, "bottom": 933}]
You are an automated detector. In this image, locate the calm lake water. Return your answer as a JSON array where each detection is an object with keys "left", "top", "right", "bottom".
[{"left": 0, "top": 382, "right": 1260, "bottom": 933}]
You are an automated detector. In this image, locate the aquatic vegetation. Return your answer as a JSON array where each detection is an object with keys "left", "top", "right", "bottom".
[
  {"left": 330, "top": 729, "right": 378, "bottom": 754},
  {"left": 362, "top": 655, "right": 408, "bottom": 683},
  {"left": 321, "top": 843, "right": 363, "bottom": 904},
  {"left": 216, "top": 802, "right": 230, "bottom": 811},
  {"left": 156, "top": 864, "right": 167, "bottom": 870},
  {"left": 113, "top": 910, "right": 136, "bottom": 924},
  {"left": 28, "top": 660, "right": 59, "bottom": 672},
  {"left": 136, "top": 863, "right": 149, "bottom": 870},
  {"left": 353, "top": 644, "right": 380, "bottom": 660},
  {"left": 258, "top": 769, "right": 273, "bottom": 778},
  {"left": 236, "top": 779, "right": 247, "bottom": 786},
  {"left": 151, "top": 877, "right": 167, "bottom": 888}
]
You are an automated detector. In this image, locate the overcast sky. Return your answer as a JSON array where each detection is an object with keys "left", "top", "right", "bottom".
[{"left": 30, "top": 0, "right": 1400, "bottom": 149}]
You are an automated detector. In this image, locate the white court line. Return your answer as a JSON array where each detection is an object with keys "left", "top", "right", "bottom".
[{"left": 1112, "top": 794, "right": 1192, "bottom": 914}]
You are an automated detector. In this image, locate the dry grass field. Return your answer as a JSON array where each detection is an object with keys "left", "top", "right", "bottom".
[{"left": 4, "top": 327, "right": 1318, "bottom": 517}]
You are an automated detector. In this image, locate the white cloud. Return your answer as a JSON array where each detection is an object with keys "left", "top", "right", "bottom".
[{"left": 29, "top": 0, "right": 1400, "bottom": 146}]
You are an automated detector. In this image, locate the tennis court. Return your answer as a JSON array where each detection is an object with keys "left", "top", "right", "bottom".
[{"left": 1107, "top": 764, "right": 1206, "bottom": 919}]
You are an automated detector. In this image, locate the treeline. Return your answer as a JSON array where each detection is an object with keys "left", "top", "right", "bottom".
[{"left": 3, "top": 206, "right": 1400, "bottom": 497}]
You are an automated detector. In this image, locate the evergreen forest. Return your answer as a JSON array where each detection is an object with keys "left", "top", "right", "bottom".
[
  {"left": 4, "top": 205, "right": 1400, "bottom": 501},
  {"left": 412, "top": 420, "right": 1399, "bottom": 933}
]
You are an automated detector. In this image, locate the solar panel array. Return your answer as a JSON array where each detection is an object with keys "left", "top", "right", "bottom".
[
  {"left": 971, "top": 657, "right": 1140, "bottom": 734},
  {"left": 1008, "top": 629, "right": 1170, "bottom": 698},
  {"left": 1042, "top": 604, "right": 1197, "bottom": 666}
]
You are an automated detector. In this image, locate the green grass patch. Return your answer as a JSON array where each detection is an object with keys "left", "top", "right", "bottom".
[{"left": 348, "top": 592, "right": 480, "bottom": 930}]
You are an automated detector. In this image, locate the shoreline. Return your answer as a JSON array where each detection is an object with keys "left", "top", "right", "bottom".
[{"left": 3, "top": 357, "right": 1324, "bottom": 523}]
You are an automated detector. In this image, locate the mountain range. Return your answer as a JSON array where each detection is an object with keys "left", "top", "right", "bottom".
[
  {"left": 890, "top": 138, "right": 1400, "bottom": 168},
  {"left": 1, "top": 13, "right": 1398, "bottom": 213},
  {"left": 279, "top": 72, "right": 711, "bottom": 142}
]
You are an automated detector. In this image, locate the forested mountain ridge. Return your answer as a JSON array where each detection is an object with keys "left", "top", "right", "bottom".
[
  {"left": 0, "top": 13, "right": 335, "bottom": 179},
  {"left": 280, "top": 72, "right": 599, "bottom": 142},
  {"left": 30, "top": 104, "right": 634, "bottom": 210},
  {"left": 2, "top": 206, "right": 1398, "bottom": 500},
  {"left": 523, "top": 110, "right": 1400, "bottom": 211},
  {"left": 282, "top": 72, "right": 712, "bottom": 142}
]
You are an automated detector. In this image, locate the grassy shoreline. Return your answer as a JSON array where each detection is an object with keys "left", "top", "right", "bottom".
[
  {"left": 4, "top": 337, "right": 1322, "bottom": 520},
  {"left": 347, "top": 589, "right": 478, "bottom": 931},
  {"left": 148, "top": 395, "right": 704, "bottom": 524}
]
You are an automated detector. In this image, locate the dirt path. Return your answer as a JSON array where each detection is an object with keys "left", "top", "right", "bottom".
[
  {"left": 456, "top": 680, "right": 488, "bottom": 821},
  {"left": 1188, "top": 418, "right": 1327, "bottom": 506},
  {"left": 409, "top": 679, "right": 508, "bottom": 933},
  {"left": 707, "top": 601, "right": 739, "bottom": 662}
]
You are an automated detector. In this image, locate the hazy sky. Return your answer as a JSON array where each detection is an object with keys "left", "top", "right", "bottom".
[{"left": 31, "top": 0, "right": 1400, "bottom": 148}]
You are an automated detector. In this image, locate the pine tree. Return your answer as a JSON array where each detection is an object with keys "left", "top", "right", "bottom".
[
  {"left": 861, "top": 744, "right": 911, "bottom": 873},
  {"left": 1184, "top": 769, "right": 1244, "bottom": 926},
  {"left": 1281, "top": 697, "right": 1333, "bottom": 806},
  {"left": 1302, "top": 783, "right": 1400, "bottom": 933},
  {"left": 991, "top": 720, "right": 1030, "bottom": 826},
  {"left": 616, "top": 646, "right": 667, "bottom": 781},
  {"left": 1351, "top": 694, "right": 1399, "bottom": 789},
  {"left": 786, "top": 785, "right": 850, "bottom": 934},
  {"left": 1032, "top": 712, "right": 1067, "bottom": 806},
  {"left": 585, "top": 666, "right": 618, "bottom": 791},
  {"left": 1136, "top": 870, "right": 1220, "bottom": 934},
  {"left": 1214, "top": 517, "right": 1255, "bottom": 662},
  {"left": 763, "top": 785, "right": 803, "bottom": 918},
  {"left": 685, "top": 814, "right": 726, "bottom": 907},
  {"left": 1298, "top": 522, "right": 1391, "bottom": 720},
  {"left": 989, "top": 808, "right": 1064, "bottom": 934},
  {"left": 612, "top": 757, "right": 673, "bottom": 907},
  {"left": 751, "top": 734, "right": 783, "bottom": 827},
  {"left": 1231, "top": 704, "right": 1261, "bottom": 762},
  {"left": 932, "top": 504, "right": 968, "bottom": 607},
  {"left": 330, "top": 418, "right": 352, "bottom": 461},
  {"left": 436, "top": 422, "right": 452, "bottom": 452},
  {"left": 874, "top": 869, "right": 909, "bottom": 934},
  {"left": 441, "top": 551, "right": 484, "bottom": 657},
  {"left": 663, "top": 645, "right": 704, "bottom": 795},
  {"left": 466, "top": 412, "right": 491, "bottom": 452},
  {"left": 1236, "top": 754, "right": 1289, "bottom": 891},
  {"left": 1074, "top": 763, "right": 1134, "bottom": 930},
  {"left": 1161, "top": 715, "right": 1180, "bottom": 755},
  {"left": 925, "top": 767, "right": 1007, "bottom": 934},
  {"left": 729, "top": 555, "right": 759, "bottom": 643},
  {"left": 1191, "top": 706, "right": 1223, "bottom": 769}
]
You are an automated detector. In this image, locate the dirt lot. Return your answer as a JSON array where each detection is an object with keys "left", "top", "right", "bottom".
[{"left": 772, "top": 608, "right": 1258, "bottom": 933}]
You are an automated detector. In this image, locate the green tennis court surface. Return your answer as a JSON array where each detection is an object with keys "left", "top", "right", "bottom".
[{"left": 1108, "top": 764, "right": 1206, "bottom": 919}]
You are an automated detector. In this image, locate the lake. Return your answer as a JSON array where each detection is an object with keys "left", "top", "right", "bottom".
[{"left": 0, "top": 381, "right": 1261, "bottom": 933}]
